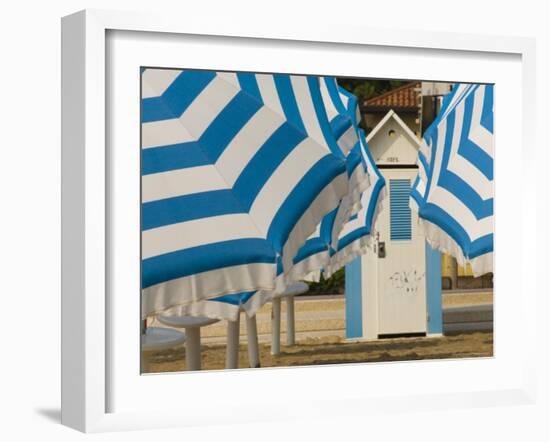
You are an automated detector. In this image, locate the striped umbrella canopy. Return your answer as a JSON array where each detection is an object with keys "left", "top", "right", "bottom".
[
  {"left": 141, "top": 69, "right": 352, "bottom": 318},
  {"left": 164, "top": 272, "right": 282, "bottom": 321},
  {"left": 324, "top": 128, "right": 387, "bottom": 277},
  {"left": 160, "top": 78, "right": 371, "bottom": 321},
  {"left": 286, "top": 83, "right": 388, "bottom": 282},
  {"left": 410, "top": 83, "right": 494, "bottom": 276},
  {"left": 336, "top": 84, "right": 362, "bottom": 130},
  {"left": 165, "top": 290, "right": 262, "bottom": 321},
  {"left": 410, "top": 84, "right": 474, "bottom": 212},
  {"left": 321, "top": 79, "right": 369, "bottom": 231},
  {"left": 284, "top": 80, "right": 371, "bottom": 283}
]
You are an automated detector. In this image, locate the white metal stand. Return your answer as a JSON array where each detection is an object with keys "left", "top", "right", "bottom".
[
  {"left": 226, "top": 315, "right": 240, "bottom": 369},
  {"left": 246, "top": 315, "right": 260, "bottom": 368},
  {"left": 271, "top": 282, "right": 309, "bottom": 355},
  {"left": 286, "top": 295, "right": 296, "bottom": 346},
  {"left": 271, "top": 297, "right": 281, "bottom": 355},
  {"left": 184, "top": 327, "right": 201, "bottom": 371}
]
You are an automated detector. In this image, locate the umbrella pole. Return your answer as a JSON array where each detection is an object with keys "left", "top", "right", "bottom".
[
  {"left": 185, "top": 327, "right": 201, "bottom": 371},
  {"left": 245, "top": 315, "right": 260, "bottom": 368},
  {"left": 271, "top": 298, "right": 281, "bottom": 356},
  {"left": 286, "top": 296, "right": 296, "bottom": 346},
  {"left": 226, "top": 315, "right": 240, "bottom": 369}
]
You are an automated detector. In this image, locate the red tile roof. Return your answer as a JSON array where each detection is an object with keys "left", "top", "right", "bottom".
[{"left": 364, "top": 82, "right": 421, "bottom": 111}]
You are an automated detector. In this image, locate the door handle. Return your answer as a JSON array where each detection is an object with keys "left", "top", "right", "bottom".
[{"left": 378, "top": 241, "right": 386, "bottom": 258}]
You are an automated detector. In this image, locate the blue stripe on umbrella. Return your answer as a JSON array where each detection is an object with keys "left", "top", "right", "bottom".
[
  {"left": 142, "top": 239, "right": 277, "bottom": 289},
  {"left": 142, "top": 70, "right": 216, "bottom": 122}
]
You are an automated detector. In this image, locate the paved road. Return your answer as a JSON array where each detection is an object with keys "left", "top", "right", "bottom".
[
  {"left": 150, "top": 290, "right": 493, "bottom": 344},
  {"left": 443, "top": 304, "right": 493, "bottom": 334}
]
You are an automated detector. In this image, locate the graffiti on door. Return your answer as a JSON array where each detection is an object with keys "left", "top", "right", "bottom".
[{"left": 388, "top": 270, "right": 425, "bottom": 294}]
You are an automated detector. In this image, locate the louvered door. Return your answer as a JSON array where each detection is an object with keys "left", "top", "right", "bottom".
[{"left": 375, "top": 168, "right": 427, "bottom": 336}]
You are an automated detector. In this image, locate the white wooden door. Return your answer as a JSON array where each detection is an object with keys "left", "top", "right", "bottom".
[{"left": 375, "top": 168, "right": 427, "bottom": 335}]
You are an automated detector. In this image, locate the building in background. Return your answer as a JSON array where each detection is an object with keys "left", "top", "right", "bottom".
[
  {"left": 420, "top": 82, "right": 454, "bottom": 129},
  {"left": 362, "top": 82, "right": 422, "bottom": 136}
]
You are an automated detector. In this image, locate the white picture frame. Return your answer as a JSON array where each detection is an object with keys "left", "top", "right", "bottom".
[{"left": 61, "top": 9, "right": 537, "bottom": 433}]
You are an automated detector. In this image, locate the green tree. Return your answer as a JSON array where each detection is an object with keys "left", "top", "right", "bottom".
[
  {"left": 305, "top": 268, "right": 345, "bottom": 295},
  {"left": 336, "top": 78, "right": 408, "bottom": 103}
]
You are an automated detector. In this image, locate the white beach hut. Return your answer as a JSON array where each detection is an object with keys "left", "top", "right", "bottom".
[{"left": 345, "top": 110, "right": 442, "bottom": 339}]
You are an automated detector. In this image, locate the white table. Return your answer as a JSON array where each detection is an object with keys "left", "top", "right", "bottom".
[
  {"left": 271, "top": 281, "right": 309, "bottom": 356},
  {"left": 157, "top": 315, "right": 219, "bottom": 371},
  {"left": 141, "top": 327, "right": 186, "bottom": 373},
  {"left": 158, "top": 312, "right": 260, "bottom": 371}
]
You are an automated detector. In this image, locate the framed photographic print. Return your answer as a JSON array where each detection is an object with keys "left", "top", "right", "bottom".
[{"left": 61, "top": 9, "right": 537, "bottom": 433}]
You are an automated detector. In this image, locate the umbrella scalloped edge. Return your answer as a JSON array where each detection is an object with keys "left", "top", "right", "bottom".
[
  {"left": 420, "top": 218, "right": 493, "bottom": 277},
  {"left": 325, "top": 185, "right": 388, "bottom": 278}
]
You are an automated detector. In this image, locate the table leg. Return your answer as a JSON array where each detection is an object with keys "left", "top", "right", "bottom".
[
  {"left": 185, "top": 327, "right": 201, "bottom": 371},
  {"left": 271, "top": 297, "right": 281, "bottom": 356},
  {"left": 226, "top": 315, "right": 240, "bottom": 369},
  {"left": 286, "top": 295, "right": 295, "bottom": 346},
  {"left": 245, "top": 314, "right": 260, "bottom": 368}
]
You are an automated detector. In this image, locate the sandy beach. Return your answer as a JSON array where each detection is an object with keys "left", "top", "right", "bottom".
[
  {"left": 143, "top": 289, "right": 493, "bottom": 373},
  {"left": 144, "top": 331, "right": 493, "bottom": 373}
]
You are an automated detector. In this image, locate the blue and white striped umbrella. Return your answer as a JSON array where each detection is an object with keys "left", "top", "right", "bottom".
[
  {"left": 336, "top": 85, "right": 362, "bottom": 130},
  {"left": 410, "top": 84, "right": 472, "bottom": 211},
  {"left": 165, "top": 265, "right": 283, "bottom": 321},
  {"left": 410, "top": 83, "right": 494, "bottom": 275},
  {"left": 161, "top": 78, "right": 371, "bottom": 321},
  {"left": 166, "top": 290, "right": 265, "bottom": 321},
  {"left": 325, "top": 128, "right": 387, "bottom": 277},
  {"left": 322, "top": 80, "right": 368, "bottom": 228},
  {"left": 320, "top": 77, "right": 360, "bottom": 157},
  {"left": 141, "top": 69, "right": 352, "bottom": 318},
  {"left": 289, "top": 84, "right": 386, "bottom": 281},
  {"left": 285, "top": 80, "right": 370, "bottom": 283}
]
